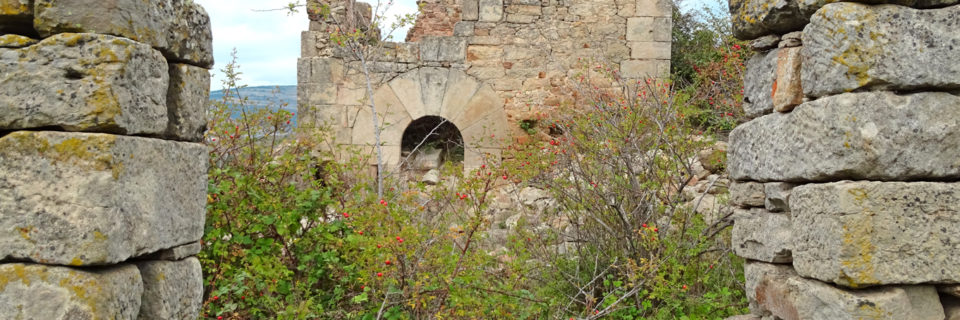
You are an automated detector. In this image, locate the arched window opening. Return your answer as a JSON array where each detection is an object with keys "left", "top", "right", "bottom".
[{"left": 401, "top": 116, "right": 464, "bottom": 170}]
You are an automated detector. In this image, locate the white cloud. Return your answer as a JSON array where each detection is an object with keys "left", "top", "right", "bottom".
[{"left": 196, "top": 0, "right": 420, "bottom": 89}]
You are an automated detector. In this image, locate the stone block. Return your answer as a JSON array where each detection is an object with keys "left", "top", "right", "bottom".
[
  {"left": 742, "top": 48, "right": 777, "bottom": 118},
  {"left": 763, "top": 182, "right": 793, "bottom": 212},
  {"left": 460, "top": 105, "right": 509, "bottom": 149},
  {"left": 462, "top": 0, "right": 480, "bottom": 20},
  {"left": 729, "top": 181, "right": 765, "bottom": 208},
  {"left": 439, "top": 69, "right": 481, "bottom": 122},
  {"left": 297, "top": 57, "right": 345, "bottom": 85},
  {"left": 749, "top": 35, "right": 779, "bottom": 51},
  {"left": 137, "top": 241, "right": 201, "bottom": 261},
  {"left": 479, "top": 0, "right": 503, "bottom": 22},
  {"left": 136, "top": 257, "right": 203, "bottom": 320},
  {"left": 419, "top": 67, "right": 450, "bottom": 116},
  {"left": 34, "top": 0, "right": 213, "bottom": 68},
  {"left": 352, "top": 102, "right": 412, "bottom": 146},
  {"left": 772, "top": 47, "right": 802, "bottom": 113},
  {"left": 0, "top": 33, "right": 168, "bottom": 135},
  {"left": 166, "top": 64, "right": 210, "bottom": 142},
  {"left": 387, "top": 69, "right": 426, "bottom": 119},
  {"left": 627, "top": 17, "right": 670, "bottom": 42},
  {"left": 0, "top": 263, "right": 143, "bottom": 319},
  {"left": 729, "top": 91, "right": 960, "bottom": 182},
  {"left": 803, "top": 3, "right": 960, "bottom": 98},
  {"left": 733, "top": 208, "right": 792, "bottom": 263},
  {"left": 453, "top": 22, "right": 475, "bottom": 37},
  {"left": 636, "top": 0, "right": 671, "bottom": 17},
  {"left": 791, "top": 181, "right": 960, "bottom": 288},
  {"left": 630, "top": 41, "right": 671, "bottom": 59},
  {"left": 0, "top": 131, "right": 206, "bottom": 266},
  {"left": 451, "top": 85, "right": 502, "bottom": 131},
  {"left": 729, "top": 0, "right": 808, "bottom": 41},
  {"left": 745, "top": 261, "right": 944, "bottom": 320},
  {"left": 0, "top": 34, "right": 36, "bottom": 48},
  {"left": 620, "top": 59, "right": 668, "bottom": 78},
  {"left": 421, "top": 37, "right": 466, "bottom": 62}
]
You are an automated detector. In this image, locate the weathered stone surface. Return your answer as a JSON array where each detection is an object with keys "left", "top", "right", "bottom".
[
  {"left": 0, "top": 263, "right": 143, "bottom": 319},
  {"left": 0, "top": 131, "right": 206, "bottom": 266},
  {"left": 166, "top": 64, "right": 210, "bottom": 142},
  {"left": 730, "top": 181, "right": 765, "bottom": 208},
  {"left": 733, "top": 208, "right": 792, "bottom": 263},
  {"left": 478, "top": 0, "right": 503, "bottom": 21},
  {"left": 796, "top": 0, "right": 957, "bottom": 18},
  {"left": 136, "top": 257, "right": 202, "bottom": 320},
  {"left": 742, "top": 48, "right": 777, "bottom": 118},
  {"left": 137, "top": 241, "right": 201, "bottom": 261},
  {"left": 772, "top": 47, "right": 801, "bottom": 113},
  {"left": 462, "top": 0, "right": 479, "bottom": 20},
  {"left": 34, "top": 0, "right": 213, "bottom": 68},
  {"left": 0, "top": 33, "right": 169, "bottom": 135},
  {"left": 729, "top": 0, "right": 808, "bottom": 40},
  {"left": 749, "top": 34, "right": 779, "bottom": 51},
  {"left": 0, "top": 0, "right": 32, "bottom": 35},
  {"left": 626, "top": 17, "right": 670, "bottom": 42},
  {"left": 763, "top": 182, "right": 794, "bottom": 212},
  {"left": 778, "top": 31, "right": 802, "bottom": 48},
  {"left": 0, "top": 34, "right": 36, "bottom": 48},
  {"left": 802, "top": 3, "right": 960, "bottom": 98},
  {"left": 422, "top": 169, "right": 440, "bottom": 185},
  {"left": 745, "top": 261, "right": 945, "bottom": 320},
  {"left": 791, "top": 181, "right": 960, "bottom": 287},
  {"left": 729, "top": 91, "right": 960, "bottom": 182}
]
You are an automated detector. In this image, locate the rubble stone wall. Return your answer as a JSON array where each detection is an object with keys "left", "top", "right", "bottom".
[
  {"left": 0, "top": 0, "right": 211, "bottom": 318},
  {"left": 300, "top": 0, "right": 672, "bottom": 169},
  {"left": 728, "top": 0, "right": 960, "bottom": 318}
]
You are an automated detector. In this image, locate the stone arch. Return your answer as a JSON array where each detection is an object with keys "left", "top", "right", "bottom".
[{"left": 351, "top": 67, "right": 508, "bottom": 170}]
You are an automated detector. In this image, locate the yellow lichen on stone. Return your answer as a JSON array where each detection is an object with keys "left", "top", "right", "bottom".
[
  {"left": 70, "top": 257, "right": 84, "bottom": 266},
  {"left": 0, "top": 34, "right": 38, "bottom": 48},
  {"left": 0, "top": 2, "right": 29, "bottom": 16},
  {"left": 50, "top": 135, "right": 122, "bottom": 179},
  {"left": 840, "top": 219, "right": 880, "bottom": 288}
]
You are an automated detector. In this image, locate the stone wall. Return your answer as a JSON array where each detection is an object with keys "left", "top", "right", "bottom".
[
  {"left": 728, "top": 0, "right": 960, "bottom": 318},
  {"left": 299, "top": 0, "right": 672, "bottom": 169},
  {"left": 0, "top": 0, "right": 211, "bottom": 318}
]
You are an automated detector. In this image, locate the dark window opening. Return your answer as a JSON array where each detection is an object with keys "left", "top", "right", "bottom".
[{"left": 401, "top": 116, "right": 464, "bottom": 169}]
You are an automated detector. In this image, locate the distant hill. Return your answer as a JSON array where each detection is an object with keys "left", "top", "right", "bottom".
[
  {"left": 210, "top": 85, "right": 298, "bottom": 124},
  {"left": 209, "top": 85, "right": 297, "bottom": 111}
]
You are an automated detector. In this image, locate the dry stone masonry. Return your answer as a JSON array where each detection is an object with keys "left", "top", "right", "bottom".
[
  {"left": 0, "top": 0, "right": 211, "bottom": 318},
  {"left": 299, "top": 0, "right": 672, "bottom": 169},
  {"left": 728, "top": 0, "right": 960, "bottom": 318}
]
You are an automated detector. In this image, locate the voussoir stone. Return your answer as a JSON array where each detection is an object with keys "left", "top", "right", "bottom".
[
  {"left": 791, "top": 181, "right": 960, "bottom": 288},
  {"left": 33, "top": 0, "right": 213, "bottom": 68},
  {"left": 733, "top": 208, "right": 792, "bottom": 263},
  {"left": 745, "top": 261, "right": 944, "bottom": 320},
  {"left": 166, "top": 64, "right": 210, "bottom": 142},
  {"left": 136, "top": 257, "right": 203, "bottom": 320},
  {"left": 729, "top": 0, "right": 808, "bottom": 40},
  {"left": 0, "top": 263, "right": 143, "bottom": 320},
  {"left": 0, "top": 33, "right": 168, "bottom": 135},
  {"left": 0, "top": 131, "right": 206, "bottom": 266},
  {"left": 728, "top": 91, "right": 960, "bottom": 182},
  {"left": 802, "top": 3, "right": 960, "bottom": 98}
]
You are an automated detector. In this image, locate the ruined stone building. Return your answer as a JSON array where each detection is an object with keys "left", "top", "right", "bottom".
[{"left": 298, "top": 0, "right": 673, "bottom": 169}]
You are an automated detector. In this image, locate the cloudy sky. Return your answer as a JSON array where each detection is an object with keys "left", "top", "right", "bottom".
[{"left": 195, "top": 0, "right": 419, "bottom": 89}]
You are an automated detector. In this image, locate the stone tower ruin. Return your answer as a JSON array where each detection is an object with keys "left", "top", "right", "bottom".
[
  {"left": 0, "top": 0, "right": 211, "bottom": 318},
  {"left": 727, "top": 0, "right": 960, "bottom": 318},
  {"left": 298, "top": 0, "right": 673, "bottom": 169}
]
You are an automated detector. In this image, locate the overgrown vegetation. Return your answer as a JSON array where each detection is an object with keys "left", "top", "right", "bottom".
[{"left": 200, "top": 1, "right": 748, "bottom": 318}]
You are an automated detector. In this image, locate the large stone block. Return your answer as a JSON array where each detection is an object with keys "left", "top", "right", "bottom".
[
  {"left": 733, "top": 208, "right": 792, "bottom": 263},
  {"left": 802, "top": 3, "right": 960, "bottom": 98},
  {"left": 729, "top": 0, "right": 808, "bottom": 40},
  {"left": 0, "top": 33, "right": 168, "bottom": 135},
  {"left": 729, "top": 181, "right": 766, "bottom": 208},
  {"left": 34, "top": 0, "right": 213, "bottom": 68},
  {"left": 166, "top": 64, "right": 210, "bottom": 142},
  {"left": 729, "top": 91, "right": 960, "bottom": 182},
  {"left": 0, "top": 263, "right": 143, "bottom": 320},
  {"left": 797, "top": 0, "right": 957, "bottom": 18},
  {"left": 136, "top": 257, "right": 202, "bottom": 320},
  {"left": 745, "top": 261, "right": 944, "bottom": 320},
  {"left": 462, "top": 0, "right": 479, "bottom": 20},
  {"left": 742, "top": 48, "right": 777, "bottom": 118},
  {"left": 772, "top": 47, "right": 802, "bottom": 112},
  {"left": 0, "top": 131, "right": 206, "bottom": 266},
  {"left": 791, "top": 181, "right": 960, "bottom": 288},
  {"left": 478, "top": 0, "right": 503, "bottom": 21}
]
